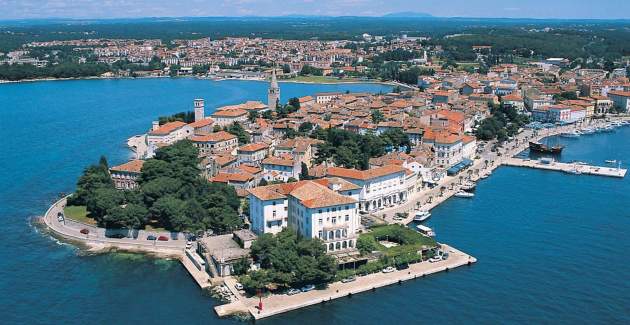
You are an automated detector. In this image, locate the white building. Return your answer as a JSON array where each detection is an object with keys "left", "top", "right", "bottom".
[
  {"left": 326, "top": 165, "right": 409, "bottom": 212},
  {"left": 608, "top": 91, "right": 630, "bottom": 112},
  {"left": 247, "top": 178, "right": 360, "bottom": 253},
  {"left": 147, "top": 121, "right": 193, "bottom": 147},
  {"left": 211, "top": 108, "right": 249, "bottom": 127}
]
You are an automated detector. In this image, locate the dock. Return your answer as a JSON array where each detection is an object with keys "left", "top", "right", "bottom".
[
  {"left": 214, "top": 244, "right": 476, "bottom": 320},
  {"left": 504, "top": 157, "right": 627, "bottom": 178}
]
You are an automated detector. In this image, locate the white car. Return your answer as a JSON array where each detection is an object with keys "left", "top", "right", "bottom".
[
  {"left": 382, "top": 266, "right": 396, "bottom": 273},
  {"left": 429, "top": 256, "right": 442, "bottom": 263},
  {"left": 234, "top": 283, "right": 244, "bottom": 290}
]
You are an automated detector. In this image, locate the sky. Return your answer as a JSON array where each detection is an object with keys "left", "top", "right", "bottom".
[{"left": 0, "top": 0, "right": 629, "bottom": 20}]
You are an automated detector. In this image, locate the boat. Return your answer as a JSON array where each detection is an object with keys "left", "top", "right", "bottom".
[
  {"left": 461, "top": 182, "right": 476, "bottom": 192},
  {"left": 581, "top": 128, "right": 596, "bottom": 134},
  {"left": 416, "top": 224, "right": 435, "bottom": 237},
  {"left": 560, "top": 130, "right": 581, "bottom": 138},
  {"left": 565, "top": 169, "right": 582, "bottom": 175},
  {"left": 529, "top": 141, "right": 564, "bottom": 154},
  {"left": 479, "top": 173, "right": 489, "bottom": 179},
  {"left": 454, "top": 191, "right": 475, "bottom": 198},
  {"left": 413, "top": 210, "right": 432, "bottom": 222},
  {"left": 605, "top": 159, "right": 617, "bottom": 164}
]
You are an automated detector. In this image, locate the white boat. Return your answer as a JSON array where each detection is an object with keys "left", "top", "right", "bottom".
[
  {"left": 479, "top": 173, "right": 489, "bottom": 179},
  {"left": 414, "top": 210, "right": 432, "bottom": 222},
  {"left": 605, "top": 159, "right": 617, "bottom": 164},
  {"left": 581, "top": 128, "right": 596, "bottom": 134},
  {"left": 461, "top": 182, "right": 476, "bottom": 191},
  {"left": 454, "top": 191, "right": 475, "bottom": 198},
  {"left": 560, "top": 130, "right": 581, "bottom": 138},
  {"left": 416, "top": 224, "right": 435, "bottom": 237}
]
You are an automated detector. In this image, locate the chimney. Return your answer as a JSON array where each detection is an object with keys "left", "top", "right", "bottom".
[{"left": 152, "top": 121, "right": 160, "bottom": 131}]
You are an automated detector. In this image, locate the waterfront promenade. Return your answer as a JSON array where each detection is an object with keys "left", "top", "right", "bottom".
[
  {"left": 215, "top": 244, "right": 476, "bottom": 320},
  {"left": 379, "top": 117, "right": 630, "bottom": 224},
  {"left": 42, "top": 197, "right": 185, "bottom": 255}
]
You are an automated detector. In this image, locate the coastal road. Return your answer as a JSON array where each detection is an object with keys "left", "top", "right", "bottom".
[{"left": 43, "top": 197, "right": 186, "bottom": 253}]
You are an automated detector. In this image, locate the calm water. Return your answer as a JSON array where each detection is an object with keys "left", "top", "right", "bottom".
[{"left": 1, "top": 79, "right": 629, "bottom": 324}]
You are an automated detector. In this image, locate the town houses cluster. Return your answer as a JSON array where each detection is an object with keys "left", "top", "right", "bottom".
[{"left": 107, "top": 43, "right": 630, "bottom": 257}]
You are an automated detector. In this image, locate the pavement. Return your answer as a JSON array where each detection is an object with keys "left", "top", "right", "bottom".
[{"left": 42, "top": 196, "right": 186, "bottom": 253}]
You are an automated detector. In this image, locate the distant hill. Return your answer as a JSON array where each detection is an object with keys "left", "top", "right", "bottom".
[{"left": 383, "top": 12, "right": 433, "bottom": 18}]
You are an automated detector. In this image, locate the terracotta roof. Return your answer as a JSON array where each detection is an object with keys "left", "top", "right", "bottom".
[
  {"left": 210, "top": 172, "right": 254, "bottom": 183},
  {"left": 288, "top": 181, "right": 357, "bottom": 209},
  {"left": 148, "top": 121, "right": 187, "bottom": 136},
  {"left": 262, "top": 156, "right": 294, "bottom": 167},
  {"left": 608, "top": 90, "right": 630, "bottom": 97},
  {"left": 238, "top": 142, "right": 269, "bottom": 152},
  {"left": 327, "top": 165, "right": 407, "bottom": 180},
  {"left": 191, "top": 131, "right": 236, "bottom": 143},
  {"left": 188, "top": 118, "right": 214, "bottom": 128},
  {"left": 110, "top": 159, "right": 145, "bottom": 173},
  {"left": 211, "top": 108, "right": 248, "bottom": 117}
]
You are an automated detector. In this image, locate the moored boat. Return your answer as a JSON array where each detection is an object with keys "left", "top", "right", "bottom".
[
  {"left": 413, "top": 210, "right": 432, "bottom": 222},
  {"left": 529, "top": 141, "right": 564, "bottom": 154},
  {"left": 416, "top": 224, "right": 435, "bottom": 237},
  {"left": 454, "top": 191, "right": 475, "bottom": 198}
]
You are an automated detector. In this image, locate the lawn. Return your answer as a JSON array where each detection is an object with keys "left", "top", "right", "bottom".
[
  {"left": 63, "top": 205, "right": 97, "bottom": 225},
  {"left": 358, "top": 224, "right": 437, "bottom": 257}
]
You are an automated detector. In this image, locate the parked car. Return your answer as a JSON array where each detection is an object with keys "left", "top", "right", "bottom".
[
  {"left": 146, "top": 235, "right": 157, "bottom": 241},
  {"left": 234, "top": 283, "right": 244, "bottom": 290},
  {"left": 300, "top": 284, "right": 315, "bottom": 292},
  {"left": 429, "top": 256, "right": 442, "bottom": 263},
  {"left": 341, "top": 276, "right": 356, "bottom": 283},
  {"left": 157, "top": 235, "right": 169, "bottom": 241},
  {"left": 57, "top": 215, "right": 64, "bottom": 222},
  {"left": 397, "top": 264, "right": 409, "bottom": 270},
  {"left": 80, "top": 228, "right": 89, "bottom": 235},
  {"left": 186, "top": 241, "right": 193, "bottom": 249},
  {"left": 382, "top": 266, "right": 396, "bottom": 273},
  {"left": 287, "top": 288, "right": 301, "bottom": 295}
]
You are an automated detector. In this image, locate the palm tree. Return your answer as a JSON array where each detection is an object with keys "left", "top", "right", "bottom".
[
  {"left": 458, "top": 175, "right": 464, "bottom": 185},
  {"left": 466, "top": 169, "right": 473, "bottom": 180},
  {"left": 439, "top": 186, "right": 446, "bottom": 197},
  {"left": 484, "top": 159, "right": 489, "bottom": 169}
]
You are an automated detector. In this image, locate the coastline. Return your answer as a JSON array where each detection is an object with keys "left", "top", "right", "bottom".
[{"left": 0, "top": 74, "right": 401, "bottom": 88}]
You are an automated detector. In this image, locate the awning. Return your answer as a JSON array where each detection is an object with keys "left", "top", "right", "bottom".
[{"left": 447, "top": 158, "right": 474, "bottom": 176}]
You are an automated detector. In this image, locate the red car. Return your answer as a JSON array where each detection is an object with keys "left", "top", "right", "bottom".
[
  {"left": 157, "top": 235, "right": 169, "bottom": 241},
  {"left": 80, "top": 228, "right": 89, "bottom": 235}
]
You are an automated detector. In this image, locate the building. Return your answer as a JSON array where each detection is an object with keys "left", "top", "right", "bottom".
[
  {"left": 608, "top": 91, "right": 630, "bottom": 112},
  {"left": 261, "top": 156, "right": 301, "bottom": 182},
  {"left": 147, "top": 121, "right": 193, "bottom": 147},
  {"left": 194, "top": 98, "right": 205, "bottom": 122},
  {"left": 211, "top": 108, "right": 248, "bottom": 127},
  {"left": 237, "top": 142, "right": 269, "bottom": 165},
  {"left": 191, "top": 131, "right": 238, "bottom": 156},
  {"left": 268, "top": 68, "right": 280, "bottom": 109},
  {"left": 315, "top": 92, "right": 342, "bottom": 104},
  {"left": 110, "top": 159, "right": 145, "bottom": 190},
  {"left": 248, "top": 179, "right": 360, "bottom": 253},
  {"left": 326, "top": 165, "right": 409, "bottom": 213}
]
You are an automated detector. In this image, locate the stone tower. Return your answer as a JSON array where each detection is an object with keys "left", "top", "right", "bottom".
[
  {"left": 194, "top": 98, "right": 205, "bottom": 122},
  {"left": 268, "top": 68, "right": 280, "bottom": 109}
]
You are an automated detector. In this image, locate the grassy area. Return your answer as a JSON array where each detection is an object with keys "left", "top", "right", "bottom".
[
  {"left": 63, "top": 205, "right": 97, "bottom": 225},
  {"left": 358, "top": 224, "right": 437, "bottom": 257}
]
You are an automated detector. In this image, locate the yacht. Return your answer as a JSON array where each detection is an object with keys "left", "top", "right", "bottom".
[
  {"left": 416, "top": 225, "right": 435, "bottom": 237},
  {"left": 605, "top": 159, "right": 617, "bottom": 164},
  {"left": 454, "top": 191, "right": 475, "bottom": 198},
  {"left": 581, "top": 128, "right": 596, "bottom": 134},
  {"left": 414, "top": 210, "right": 432, "bottom": 222},
  {"left": 461, "top": 182, "right": 476, "bottom": 192},
  {"left": 560, "top": 130, "right": 581, "bottom": 138}
]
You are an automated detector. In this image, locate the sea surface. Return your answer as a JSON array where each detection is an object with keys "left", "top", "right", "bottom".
[{"left": 1, "top": 78, "right": 629, "bottom": 324}]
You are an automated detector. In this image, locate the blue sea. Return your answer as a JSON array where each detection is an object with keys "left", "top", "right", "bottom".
[{"left": 1, "top": 78, "right": 629, "bottom": 324}]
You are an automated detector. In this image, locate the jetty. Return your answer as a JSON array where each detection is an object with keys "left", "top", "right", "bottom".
[
  {"left": 504, "top": 158, "right": 627, "bottom": 178},
  {"left": 214, "top": 244, "right": 476, "bottom": 320}
]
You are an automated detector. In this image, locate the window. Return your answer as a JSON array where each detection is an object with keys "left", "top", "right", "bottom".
[
  {"left": 332, "top": 217, "right": 336, "bottom": 224},
  {"left": 272, "top": 211, "right": 276, "bottom": 217},
  {"left": 345, "top": 215, "right": 349, "bottom": 221},
  {"left": 318, "top": 219, "right": 323, "bottom": 225}
]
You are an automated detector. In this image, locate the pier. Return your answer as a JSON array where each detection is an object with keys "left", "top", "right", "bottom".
[
  {"left": 214, "top": 244, "right": 476, "bottom": 320},
  {"left": 504, "top": 157, "right": 627, "bottom": 178}
]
